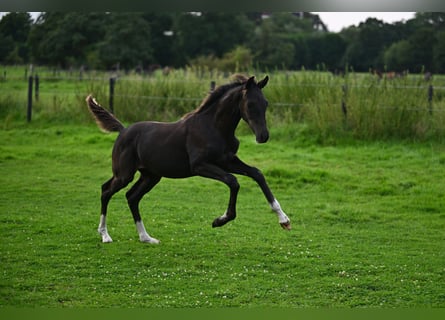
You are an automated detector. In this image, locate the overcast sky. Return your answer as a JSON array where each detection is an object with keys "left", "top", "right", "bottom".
[{"left": 314, "top": 12, "right": 416, "bottom": 32}]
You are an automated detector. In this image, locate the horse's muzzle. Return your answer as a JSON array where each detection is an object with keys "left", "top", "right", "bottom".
[{"left": 256, "top": 130, "right": 269, "bottom": 144}]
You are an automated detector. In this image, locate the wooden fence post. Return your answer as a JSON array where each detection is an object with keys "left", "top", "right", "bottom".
[
  {"left": 27, "top": 75, "right": 33, "bottom": 122},
  {"left": 34, "top": 74, "right": 39, "bottom": 101},
  {"left": 341, "top": 84, "right": 348, "bottom": 118},
  {"left": 428, "top": 85, "right": 433, "bottom": 115},
  {"left": 109, "top": 77, "right": 116, "bottom": 114}
]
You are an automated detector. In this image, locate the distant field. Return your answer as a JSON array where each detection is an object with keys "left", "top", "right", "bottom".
[
  {"left": 1, "top": 65, "right": 445, "bottom": 141},
  {"left": 1, "top": 124, "right": 444, "bottom": 307}
]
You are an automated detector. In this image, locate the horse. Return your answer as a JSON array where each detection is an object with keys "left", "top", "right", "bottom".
[{"left": 86, "top": 75, "right": 291, "bottom": 244}]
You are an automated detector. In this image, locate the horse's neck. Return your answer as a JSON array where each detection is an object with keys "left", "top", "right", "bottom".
[
  {"left": 213, "top": 94, "right": 242, "bottom": 137},
  {"left": 189, "top": 89, "right": 242, "bottom": 139}
]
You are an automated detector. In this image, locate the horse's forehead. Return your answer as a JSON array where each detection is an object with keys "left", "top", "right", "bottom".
[{"left": 245, "top": 87, "right": 267, "bottom": 104}]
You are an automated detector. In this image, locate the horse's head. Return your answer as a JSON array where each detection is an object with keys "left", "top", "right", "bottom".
[{"left": 240, "top": 75, "right": 270, "bottom": 143}]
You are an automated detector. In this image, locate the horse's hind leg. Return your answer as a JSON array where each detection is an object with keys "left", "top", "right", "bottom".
[
  {"left": 98, "top": 175, "right": 134, "bottom": 243},
  {"left": 97, "top": 178, "right": 114, "bottom": 242},
  {"left": 126, "top": 173, "right": 161, "bottom": 243}
]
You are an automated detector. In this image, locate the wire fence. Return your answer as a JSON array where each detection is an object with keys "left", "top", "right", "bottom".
[{"left": 3, "top": 72, "right": 445, "bottom": 124}]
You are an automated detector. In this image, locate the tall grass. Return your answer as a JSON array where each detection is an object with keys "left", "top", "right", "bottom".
[
  {"left": 267, "top": 70, "right": 445, "bottom": 141},
  {"left": 1, "top": 65, "right": 445, "bottom": 142},
  {"left": 111, "top": 69, "right": 223, "bottom": 122}
]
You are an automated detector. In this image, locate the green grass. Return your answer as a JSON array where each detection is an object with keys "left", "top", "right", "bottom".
[
  {"left": 2, "top": 65, "right": 445, "bottom": 141},
  {"left": 1, "top": 123, "right": 444, "bottom": 307}
]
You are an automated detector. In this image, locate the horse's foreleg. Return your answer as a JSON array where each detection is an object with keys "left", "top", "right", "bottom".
[
  {"left": 192, "top": 163, "right": 240, "bottom": 227},
  {"left": 228, "top": 157, "right": 291, "bottom": 230},
  {"left": 270, "top": 198, "right": 291, "bottom": 230},
  {"left": 126, "top": 174, "right": 161, "bottom": 243}
]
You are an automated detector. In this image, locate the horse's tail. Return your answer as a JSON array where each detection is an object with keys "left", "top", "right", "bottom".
[{"left": 86, "top": 95, "right": 125, "bottom": 133}]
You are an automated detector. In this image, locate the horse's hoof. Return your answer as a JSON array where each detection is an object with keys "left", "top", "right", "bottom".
[
  {"left": 140, "top": 236, "right": 160, "bottom": 244},
  {"left": 212, "top": 219, "right": 222, "bottom": 228},
  {"left": 280, "top": 221, "right": 291, "bottom": 230},
  {"left": 212, "top": 216, "right": 227, "bottom": 228},
  {"left": 100, "top": 233, "right": 113, "bottom": 243}
]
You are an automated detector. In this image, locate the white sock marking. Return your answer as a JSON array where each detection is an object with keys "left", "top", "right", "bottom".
[
  {"left": 136, "top": 221, "right": 160, "bottom": 244},
  {"left": 98, "top": 214, "right": 113, "bottom": 243},
  {"left": 270, "top": 199, "right": 290, "bottom": 225}
]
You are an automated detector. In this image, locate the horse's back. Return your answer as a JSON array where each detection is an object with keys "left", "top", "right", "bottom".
[{"left": 114, "top": 120, "right": 193, "bottom": 178}]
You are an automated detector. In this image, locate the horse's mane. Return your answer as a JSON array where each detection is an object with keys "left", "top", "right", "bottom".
[{"left": 182, "top": 74, "right": 248, "bottom": 119}]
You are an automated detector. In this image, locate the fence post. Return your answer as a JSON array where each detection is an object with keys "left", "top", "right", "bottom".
[
  {"left": 34, "top": 74, "right": 39, "bottom": 101},
  {"left": 210, "top": 80, "right": 216, "bottom": 92},
  {"left": 428, "top": 85, "right": 433, "bottom": 115},
  {"left": 27, "top": 75, "right": 33, "bottom": 122},
  {"left": 109, "top": 77, "right": 116, "bottom": 114},
  {"left": 341, "top": 84, "right": 348, "bottom": 118}
]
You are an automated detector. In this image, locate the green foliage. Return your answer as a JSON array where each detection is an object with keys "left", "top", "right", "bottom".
[
  {"left": 97, "top": 13, "right": 154, "bottom": 70},
  {"left": 173, "top": 12, "right": 254, "bottom": 66},
  {"left": 0, "top": 12, "right": 32, "bottom": 63},
  {"left": 189, "top": 46, "right": 253, "bottom": 72},
  {"left": 4, "top": 12, "right": 445, "bottom": 72},
  {"left": 434, "top": 31, "right": 445, "bottom": 73},
  {"left": 1, "top": 125, "right": 444, "bottom": 307},
  {"left": 383, "top": 40, "right": 412, "bottom": 71}
]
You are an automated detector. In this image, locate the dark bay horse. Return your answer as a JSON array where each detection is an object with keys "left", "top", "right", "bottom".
[{"left": 86, "top": 75, "right": 291, "bottom": 243}]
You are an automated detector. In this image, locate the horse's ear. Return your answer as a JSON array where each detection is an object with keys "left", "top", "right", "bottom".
[
  {"left": 257, "top": 75, "right": 269, "bottom": 89},
  {"left": 245, "top": 76, "right": 256, "bottom": 90}
]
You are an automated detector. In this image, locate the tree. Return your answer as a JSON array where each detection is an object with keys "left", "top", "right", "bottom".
[
  {"left": 0, "top": 12, "right": 32, "bottom": 63},
  {"left": 383, "top": 40, "right": 412, "bottom": 71},
  {"left": 433, "top": 31, "right": 445, "bottom": 73},
  {"left": 142, "top": 13, "right": 176, "bottom": 66},
  {"left": 172, "top": 13, "right": 254, "bottom": 66},
  {"left": 291, "top": 34, "right": 310, "bottom": 69},
  {"left": 248, "top": 13, "right": 319, "bottom": 69},
  {"left": 413, "top": 12, "right": 445, "bottom": 31},
  {"left": 97, "top": 13, "right": 153, "bottom": 70},
  {"left": 306, "top": 33, "right": 346, "bottom": 70},
  {"left": 340, "top": 18, "right": 405, "bottom": 71},
  {"left": 408, "top": 27, "right": 436, "bottom": 72},
  {"left": 189, "top": 45, "right": 253, "bottom": 71},
  {"left": 28, "top": 12, "right": 108, "bottom": 67},
  {"left": 220, "top": 45, "right": 253, "bottom": 71}
]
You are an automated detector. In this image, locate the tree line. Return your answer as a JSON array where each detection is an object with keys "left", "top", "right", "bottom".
[{"left": 1, "top": 12, "right": 445, "bottom": 73}]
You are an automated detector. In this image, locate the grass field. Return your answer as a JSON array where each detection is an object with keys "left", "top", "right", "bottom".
[{"left": 1, "top": 123, "right": 444, "bottom": 307}]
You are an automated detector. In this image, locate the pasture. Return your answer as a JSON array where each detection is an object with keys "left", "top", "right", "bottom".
[
  {"left": 1, "top": 123, "right": 444, "bottom": 307},
  {"left": 1, "top": 65, "right": 445, "bottom": 141}
]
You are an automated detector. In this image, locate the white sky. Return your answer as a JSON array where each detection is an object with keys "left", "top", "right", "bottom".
[{"left": 314, "top": 12, "right": 416, "bottom": 32}]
